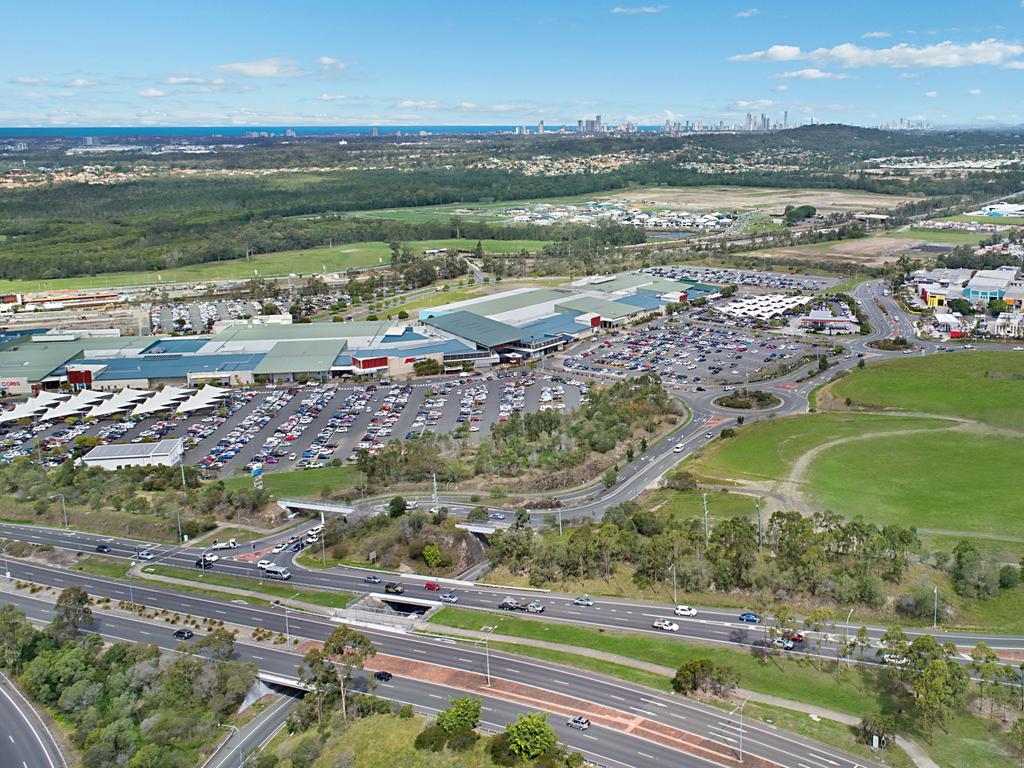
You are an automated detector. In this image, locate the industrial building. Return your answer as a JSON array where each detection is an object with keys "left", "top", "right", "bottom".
[{"left": 81, "top": 438, "right": 185, "bottom": 470}]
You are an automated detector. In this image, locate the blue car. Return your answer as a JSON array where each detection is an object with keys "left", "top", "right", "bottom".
[{"left": 738, "top": 612, "right": 761, "bottom": 624}]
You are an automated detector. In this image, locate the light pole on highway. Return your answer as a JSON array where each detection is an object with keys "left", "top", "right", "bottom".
[
  {"left": 737, "top": 696, "right": 750, "bottom": 761},
  {"left": 933, "top": 586, "right": 938, "bottom": 629},
  {"left": 283, "top": 592, "right": 300, "bottom": 644},
  {"left": 50, "top": 493, "right": 68, "bottom": 528},
  {"left": 128, "top": 560, "right": 136, "bottom": 614},
  {"left": 668, "top": 563, "right": 677, "bottom": 605},
  {"left": 484, "top": 624, "right": 497, "bottom": 687},
  {"left": 1, "top": 541, "right": 10, "bottom": 579},
  {"left": 843, "top": 607, "right": 854, "bottom": 667}
]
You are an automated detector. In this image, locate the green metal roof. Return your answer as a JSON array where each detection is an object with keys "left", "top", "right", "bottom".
[
  {"left": 585, "top": 274, "right": 689, "bottom": 295},
  {"left": 423, "top": 311, "right": 523, "bottom": 348},
  {"left": 213, "top": 321, "right": 391, "bottom": 343},
  {"left": 553, "top": 296, "right": 643, "bottom": 320},
  {"left": 0, "top": 337, "right": 147, "bottom": 382},
  {"left": 253, "top": 339, "right": 348, "bottom": 375},
  {"left": 460, "top": 288, "right": 570, "bottom": 317}
]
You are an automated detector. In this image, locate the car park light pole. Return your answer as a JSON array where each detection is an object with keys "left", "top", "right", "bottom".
[{"left": 49, "top": 493, "right": 68, "bottom": 528}]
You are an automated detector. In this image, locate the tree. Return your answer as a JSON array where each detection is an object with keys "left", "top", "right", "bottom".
[
  {"left": 297, "top": 648, "right": 340, "bottom": 727},
  {"left": 855, "top": 626, "right": 871, "bottom": 660},
  {"left": 51, "top": 586, "right": 93, "bottom": 641},
  {"left": 191, "top": 628, "right": 235, "bottom": 661},
  {"left": 322, "top": 625, "right": 376, "bottom": 720},
  {"left": 602, "top": 466, "right": 618, "bottom": 488},
  {"left": 1010, "top": 717, "right": 1024, "bottom": 766},
  {"left": 388, "top": 496, "right": 408, "bottom": 518},
  {"left": 803, "top": 608, "right": 832, "bottom": 670},
  {"left": 858, "top": 714, "right": 896, "bottom": 747},
  {"left": 914, "top": 659, "right": 969, "bottom": 733},
  {"left": 505, "top": 712, "right": 556, "bottom": 760},
  {"left": 436, "top": 696, "right": 482, "bottom": 735}
]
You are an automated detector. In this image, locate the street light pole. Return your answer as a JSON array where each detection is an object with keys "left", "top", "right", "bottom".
[
  {"left": 933, "top": 586, "right": 938, "bottom": 629},
  {"left": 739, "top": 696, "right": 750, "bottom": 761},
  {"left": 844, "top": 607, "right": 854, "bottom": 667},
  {"left": 128, "top": 560, "right": 136, "bottom": 614},
  {"left": 283, "top": 592, "right": 299, "bottom": 643},
  {"left": 50, "top": 493, "right": 68, "bottom": 528},
  {"left": 222, "top": 723, "right": 242, "bottom": 768},
  {"left": 484, "top": 625, "right": 496, "bottom": 686},
  {"left": 1, "top": 541, "right": 10, "bottom": 579}
]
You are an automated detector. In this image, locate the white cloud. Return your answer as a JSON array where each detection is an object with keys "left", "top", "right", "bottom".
[
  {"left": 731, "top": 38, "right": 1024, "bottom": 68},
  {"left": 68, "top": 79, "right": 95, "bottom": 88},
  {"left": 318, "top": 55, "right": 347, "bottom": 72},
  {"left": 457, "top": 102, "right": 479, "bottom": 110},
  {"left": 611, "top": 5, "right": 667, "bottom": 14},
  {"left": 139, "top": 88, "right": 166, "bottom": 98},
  {"left": 899, "top": 72, "right": 918, "bottom": 79},
  {"left": 777, "top": 68, "right": 850, "bottom": 80},
  {"left": 317, "top": 93, "right": 346, "bottom": 102},
  {"left": 11, "top": 76, "right": 48, "bottom": 85},
  {"left": 730, "top": 98, "right": 775, "bottom": 109},
  {"left": 968, "top": 88, "right": 982, "bottom": 96},
  {"left": 924, "top": 90, "right": 937, "bottom": 97},
  {"left": 397, "top": 99, "right": 441, "bottom": 109},
  {"left": 736, "top": 8, "right": 759, "bottom": 17},
  {"left": 862, "top": 31, "right": 891, "bottom": 39},
  {"left": 772, "top": 84, "right": 790, "bottom": 92},
  {"left": 215, "top": 58, "right": 306, "bottom": 78}
]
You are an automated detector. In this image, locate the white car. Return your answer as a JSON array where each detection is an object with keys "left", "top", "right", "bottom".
[
  {"left": 203, "top": 553, "right": 220, "bottom": 562},
  {"left": 652, "top": 619, "right": 680, "bottom": 632},
  {"left": 674, "top": 605, "right": 697, "bottom": 617},
  {"left": 137, "top": 550, "right": 155, "bottom": 561},
  {"left": 573, "top": 595, "right": 594, "bottom": 607},
  {"left": 439, "top": 593, "right": 459, "bottom": 604},
  {"left": 271, "top": 543, "right": 286, "bottom": 553},
  {"left": 256, "top": 559, "right": 273, "bottom": 570},
  {"left": 672, "top": 443, "right": 685, "bottom": 453}
]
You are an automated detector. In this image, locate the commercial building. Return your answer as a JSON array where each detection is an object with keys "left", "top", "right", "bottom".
[{"left": 81, "top": 438, "right": 185, "bottom": 470}]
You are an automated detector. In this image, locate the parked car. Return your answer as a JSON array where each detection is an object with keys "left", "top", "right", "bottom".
[
  {"left": 173, "top": 629, "right": 194, "bottom": 640},
  {"left": 573, "top": 595, "right": 594, "bottom": 607},
  {"left": 674, "top": 605, "right": 697, "bottom": 617},
  {"left": 738, "top": 612, "right": 761, "bottom": 624},
  {"left": 567, "top": 716, "right": 591, "bottom": 731}
]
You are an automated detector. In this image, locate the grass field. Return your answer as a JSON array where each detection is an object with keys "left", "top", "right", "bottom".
[
  {"left": 642, "top": 487, "right": 758, "bottom": 521},
  {"left": 828, "top": 352, "right": 1024, "bottom": 429},
  {"left": 941, "top": 214, "right": 1024, "bottom": 226},
  {"left": 0, "top": 238, "right": 551, "bottom": 293},
  {"left": 888, "top": 228, "right": 989, "bottom": 245},
  {"left": 222, "top": 465, "right": 360, "bottom": 498},
  {"left": 685, "top": 413, "right": 950, "bottom": 484},
  {"left": 806, "top": 428, "right": 1024, "bottom": 537}
]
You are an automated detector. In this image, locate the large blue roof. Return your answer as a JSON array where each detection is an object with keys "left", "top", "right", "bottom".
[
  {"left": 142, "top": 338, "right": 209, "bottom": 354},
  {"left": 340, "top": 339, "right": 478, "bottom": 364},
  {"left": 612, "top": 290, "right": 665, "bottom": 311},
  {"left": 89, "top": 352, "right": 266, "bottom": 381}
]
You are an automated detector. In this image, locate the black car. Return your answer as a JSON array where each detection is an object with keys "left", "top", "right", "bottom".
[
  {"left": 384, "top": 582, "right": 404, "bottom": 594},
  {"left": 95, "top": 544, "right": 112, "bottom": 553},
  {"left": 373, "top": 671, "right": 393, "bottom": 682},
  {"left": 195, "top": 558, "right": 213, "bottom": 569},
  {"left": 173, "top": 629, "right": 194, "bottom": 640}
]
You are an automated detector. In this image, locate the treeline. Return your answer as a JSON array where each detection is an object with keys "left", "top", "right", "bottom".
[
  {"left": 0, "top": 590, "right": 255, "bottom": 768},
  {"left": 492, "top": 501, "right": 919, "bottom": 605}
]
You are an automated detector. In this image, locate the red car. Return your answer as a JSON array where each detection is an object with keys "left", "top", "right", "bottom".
[{"left": 424, "top": 581, "right": 441, "bottom": 591}]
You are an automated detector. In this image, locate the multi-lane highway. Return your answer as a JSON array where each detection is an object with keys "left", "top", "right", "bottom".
[
  {"left": 0, "top": 667, "right": 66, "bottom": 768},
  {"left": 0, "top": 559, "right": 882, "bottom": 768}
]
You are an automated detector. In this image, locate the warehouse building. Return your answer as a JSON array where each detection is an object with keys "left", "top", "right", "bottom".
[{"left": 81, "top": 438, "right": 185, "bottom": 470}]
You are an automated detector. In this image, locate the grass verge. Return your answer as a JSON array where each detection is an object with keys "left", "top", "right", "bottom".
[{"left": 144, "top": 564, "right": 355, "bottom": 609}]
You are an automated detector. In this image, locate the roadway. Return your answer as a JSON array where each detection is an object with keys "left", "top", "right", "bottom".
[
  {"left": 0, "top": 560, "right": 880, "bottom": 768},
  {"left": 0, "top": 668, "right": 66, "bottom": 768}
]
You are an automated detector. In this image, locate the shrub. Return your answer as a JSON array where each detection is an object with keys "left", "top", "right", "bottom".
[
  {"left": 414, "top": 725, "right": 447, "bottom": 752},
  {"left": 1000, "top": 564, "right": 1020, "bottom": 589},
  {"left": 447, "top": 727, "right": 480, "bottom": 752},
  {"left": 398, "top": 704, "right": 414, "bottom": 719},
  {"left": 487, "top": 732, "right": 518, "bottom": 766}
]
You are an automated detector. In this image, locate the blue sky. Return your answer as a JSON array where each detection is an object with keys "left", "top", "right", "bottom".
[{"left": 3, "top": 1, "right": 1023, "bottom": 127}]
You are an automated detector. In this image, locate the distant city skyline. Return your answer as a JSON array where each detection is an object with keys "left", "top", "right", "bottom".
[{"left": 3, "top": 0, "right": 1023, "bottom": 128}]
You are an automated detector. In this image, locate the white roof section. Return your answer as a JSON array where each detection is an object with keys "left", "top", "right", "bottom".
[
  {"left": 0, "top": 391, "right": 70, "bottom": 423},
  {"left": 130, "top": 385, "right": 191, "bottom": 417},
  {"left": 83, "top": 438, "right": 184, "bottom": 461},
  {"left": 85, "top": 387, "right": 151, "bottom": 419},
  {"left": 40, "top": 389, "right": 107, "bottom": 421},
  {"left": 176, "top": 385, "right": 229, "bottom": 414}
]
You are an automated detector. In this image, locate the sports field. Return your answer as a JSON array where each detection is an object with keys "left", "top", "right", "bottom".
[
  {"left": 887, "top": 227, "right": 990, "bottom": 245},
  {"left": 0, "top": 238, "right": 550, "bottom": 294}
]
